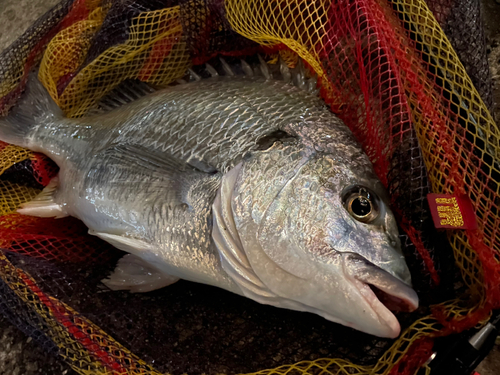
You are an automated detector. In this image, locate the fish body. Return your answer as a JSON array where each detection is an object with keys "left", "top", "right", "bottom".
[{"left": 0, "top": 62, "right": 418, "bottom": 338}]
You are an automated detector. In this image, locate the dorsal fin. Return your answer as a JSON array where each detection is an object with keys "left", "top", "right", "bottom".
[
  {"left": 87, "top": 55, "right": 320, "bottom": 115},
  {"left": 219, "top": 57, "right": 236, "bottom": 76},
  {"left": 88, "top": 80, "right": 157, "bottom": 114}
]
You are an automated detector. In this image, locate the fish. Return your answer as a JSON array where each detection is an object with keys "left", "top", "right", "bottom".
[{"left": 0, "top": 58, "right": 418, "bottom": 338}]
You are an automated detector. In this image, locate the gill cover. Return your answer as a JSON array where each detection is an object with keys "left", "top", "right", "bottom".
[
  {"left": 212, "top": 143, "right": 316, "bottom": 307},
  {"left": 212, "top": 142, "right": 418, "bottom": 338}
]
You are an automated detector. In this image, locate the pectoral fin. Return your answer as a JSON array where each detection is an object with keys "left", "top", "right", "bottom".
[
  {"left": 102, "top": 254, "right": 179, "bottom": 293},
  {"left": 91, "top": 232, "right": 179, "bottom": 292},
  {"left": 92, "top": 144, "right": 220, "bottom": 209}
]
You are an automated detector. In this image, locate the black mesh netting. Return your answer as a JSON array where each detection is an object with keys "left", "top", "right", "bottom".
[
  {"left": 4, "top": 251, "right": 426, "bottom": 374},
  {"left": 426, "top": 0, "right": 494, "bottom": 113}
]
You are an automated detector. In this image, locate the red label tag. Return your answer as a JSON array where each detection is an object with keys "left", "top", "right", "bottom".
[{"left": 427, "top": 194, "right": 477, "bottom": 230}]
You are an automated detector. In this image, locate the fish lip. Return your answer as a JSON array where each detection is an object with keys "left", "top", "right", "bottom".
[{"left": 342, "top": 254, "right": 419, "bottom": 338}]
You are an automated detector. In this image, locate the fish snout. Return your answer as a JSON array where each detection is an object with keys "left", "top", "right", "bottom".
[{"left": 341, "top": 252, "right": 419, "bottom": 338}]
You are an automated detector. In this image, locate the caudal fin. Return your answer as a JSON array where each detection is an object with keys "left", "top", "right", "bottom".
[{"left": 0, "top": 72, "right": 62, "bottom": 148}]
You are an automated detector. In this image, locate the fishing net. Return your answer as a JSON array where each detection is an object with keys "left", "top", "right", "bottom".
[{"left": 0, "top": 0, "right": 498, "bottom": 374}]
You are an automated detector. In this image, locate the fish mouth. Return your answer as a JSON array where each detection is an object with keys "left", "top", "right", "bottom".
[
  {"left": 368, "top": 284, "right": 416, "bottom": 313},
  {"left": 343, "top": 253, "right": 419, "bottom": 338}
]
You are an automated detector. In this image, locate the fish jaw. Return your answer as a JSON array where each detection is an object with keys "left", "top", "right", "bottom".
[
  {"left": 341, "top": 253, "right": 419, "bottom": 338},
  {"left": 219, "top": 146, "right": 418, "bottom": 338},
  {"left": 214, "top": 164, "right": 419, "bottom": 338}
]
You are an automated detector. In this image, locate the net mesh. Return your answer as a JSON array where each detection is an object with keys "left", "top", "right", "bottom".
[
  {"left": 426, "top": 0, "right": 494, "bottom": 114},
  {"left": 0, "top": 0, "right": 498, "bottom": 374}
]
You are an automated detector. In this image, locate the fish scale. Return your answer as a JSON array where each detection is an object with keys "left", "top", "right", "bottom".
[{"left": 0, "top": 61, "right": 418, "bottom": 338}]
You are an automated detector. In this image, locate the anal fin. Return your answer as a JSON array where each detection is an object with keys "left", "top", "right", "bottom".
[
  {"left": 102, "top": 254, "right": 179, "bottom": 293},
  {"left": 17, "top": 176, "right": 67, "bottom": 218}
]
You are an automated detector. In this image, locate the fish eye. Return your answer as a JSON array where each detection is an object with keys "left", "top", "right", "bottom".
[{"left": 342, "top": 185, "right": 379, "bottom": 223}]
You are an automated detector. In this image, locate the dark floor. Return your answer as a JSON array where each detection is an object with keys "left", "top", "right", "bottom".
[
  {"left": 473, "top": 0, "right": 500, "bottom": 373},
  {"left": 0, "top": 0, "right": 500, "bottom": 374},
  {"left": 483, "top": 0, "right": 500, "bottom": 119}
]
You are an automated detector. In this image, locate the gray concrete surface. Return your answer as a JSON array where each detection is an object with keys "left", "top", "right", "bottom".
[
  {"left": 0, "top": 315, "right": 72, "bottom": 375},
  {"left": 0, "top": 0, "right": 60, "bottom": 50},
  {"left": 0, "top": 0, "right": 499, "bottom": 374},
  {"left": 483, "top": 0, "right": 500, "bottom": 120}
]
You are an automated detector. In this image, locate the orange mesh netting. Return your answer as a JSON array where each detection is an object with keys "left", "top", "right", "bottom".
[{"left": 0, "top": 0, "right": 498, "bottom": 374}]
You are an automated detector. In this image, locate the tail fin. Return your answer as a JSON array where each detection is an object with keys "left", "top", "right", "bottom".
[{"left": 0, "top": 72, "right": 63, "bottom": 148}]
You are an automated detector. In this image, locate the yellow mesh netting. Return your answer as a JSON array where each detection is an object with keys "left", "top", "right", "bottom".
[
  {"left": 39, "top": 4, "right": 191, "bottom": 118},
  {"left": 0, "top": 251, "right": 164, "bottom": 375},
  {"left": 226, "top": 0, "right": 498, "bottom": 297},
  {"left": 225, "top": 0, "right": 499, "bottom": 371},
  {"left": 0, "top": 144, "right": 38, "bottom": 216},
  {"left": 0, "top": 0, "right": 97, "bottom": 116}
]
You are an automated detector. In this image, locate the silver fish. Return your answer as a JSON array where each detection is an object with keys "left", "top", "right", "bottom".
[{"left": 0, "top": 61, "right": 418, "bottom": 338}]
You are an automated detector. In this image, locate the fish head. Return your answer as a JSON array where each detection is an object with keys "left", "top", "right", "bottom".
[{"left": 222, "top": 143, "right": 418, "bottom": 338}]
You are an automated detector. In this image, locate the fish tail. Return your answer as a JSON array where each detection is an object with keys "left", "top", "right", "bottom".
[{"left": 0, "top": 72, "right": 63, "bottom": 148}]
